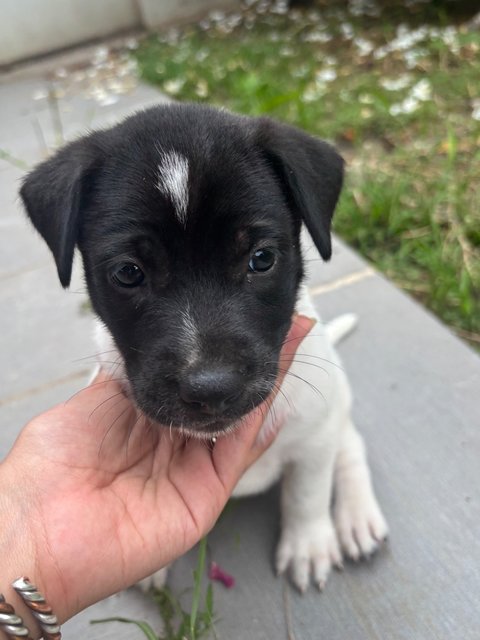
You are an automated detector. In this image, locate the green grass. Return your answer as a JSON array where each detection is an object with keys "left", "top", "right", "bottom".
[
  {"left": 92, "top": 537, "right": 216, "bottom": 639},
  {"left": 133, "top": 0, "right": 480, "bottom": 347}
]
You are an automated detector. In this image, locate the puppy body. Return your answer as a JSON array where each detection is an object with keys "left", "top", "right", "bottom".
[{"left": 21, "top": 103, "right": 387, "bottom": 591}]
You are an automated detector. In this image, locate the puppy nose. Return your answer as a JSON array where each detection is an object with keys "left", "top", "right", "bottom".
[{"left": 179, "top": 367, "right": 242, "bottom": 415}]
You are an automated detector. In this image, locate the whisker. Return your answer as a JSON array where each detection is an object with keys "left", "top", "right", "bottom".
[
  {"left": 128, "top": 345, "right": 147, "bottom": 355},
  {"left": 265, "top": 354, "right": 329, "bottom": 374},
  {"left": 271, "top": 379, "right": 294, "bottom": 413},
  {"left": 286, "top": 359, "right": 330, "bottom": 375},
  {"left": 266, "top": 356, "right": 333, "bottom": 376},
  {"left": 275, "top": 368, "right": 327, "bottom": 406},
  {"left": 72, "top": 349, "right": 119, "bottom": 363},
  {"left": 64, "top": 378, "right": 128, "bottom": 405},
  {"left": 109, "top": 357, "right": 126, "bottom": 380},
  {"left": 125, "top": 410, "right": 145, "bottom": 464},
  {"left": 261, "top": 376, "right": 295, "bottom": 417},
  {"left": 285, "top": 351, "right": 345, "bottom": 370},
  {"left": 281, "top": 332, "right": 327, "bottom": 346},
  {"left": 89, "top": 391, "right": 127, "bottom": 421},
  {"left": 98, "top": 402, "right": 131, "bottom": 458}
]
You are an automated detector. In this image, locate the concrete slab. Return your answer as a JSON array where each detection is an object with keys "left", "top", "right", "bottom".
[
  {"left": 303, "top": 232, "right": 370, "bottom": 290},
  {"left": 0, "top": 375, "right": 88, "bottom": 457},
  {"left": 0, "top": 221, "right": 52, "bottom": 281},
  {"left": 0, "top": 76, "right": 166, "bottom": 168},
  {"left": 63, "top": 588, "right": 164, "bottom": 639},
  {"left": 0, "top": 261, "right": 93, "bottom": 400}
]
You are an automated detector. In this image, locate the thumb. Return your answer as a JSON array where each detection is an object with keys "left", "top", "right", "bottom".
[{"left": 212, "top": 313, "right": 316, "bottom": 485}]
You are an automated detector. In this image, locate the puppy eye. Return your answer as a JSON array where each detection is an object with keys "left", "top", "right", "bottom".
[
  {"left": 111, "top": 262, "right": 145, "bottom": 288},
  {"left": 248, "top": 248, "right": 276, "bottom": 273}
]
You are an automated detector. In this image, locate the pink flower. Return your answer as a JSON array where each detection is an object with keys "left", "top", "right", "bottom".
[{"left": 208, "top": 562, "right": 235, "bottom": 588}]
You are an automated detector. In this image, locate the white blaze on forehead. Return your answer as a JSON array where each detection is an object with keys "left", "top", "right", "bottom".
[
  {"left": 156, "top": 150, "right": 189, "bottom": 225},
  {"left": 181, "top": 304, "right": 200, "bottom": 366}
]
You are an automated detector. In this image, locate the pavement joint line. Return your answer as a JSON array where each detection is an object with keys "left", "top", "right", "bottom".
[
  {"left": 0, "top": 368, "right": 90, "bottom": 408},
  {"left": 0, "top": 261, "right": 53, "bottom": 283},
  {"left": 309, "top": 267, "right": 375, "bottom": 298}
]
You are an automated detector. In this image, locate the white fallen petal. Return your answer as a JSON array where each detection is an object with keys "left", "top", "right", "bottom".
[{"left": 380, "top": 74, "right": 412, "bottom": 91}]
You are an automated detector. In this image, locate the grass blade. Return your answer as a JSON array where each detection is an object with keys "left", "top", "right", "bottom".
[
  {"left": 91, "top": 616, "right": 159, "bottom": 640},
  {"left": 190, "top": 536, "right": 208, "bottom": 639}
]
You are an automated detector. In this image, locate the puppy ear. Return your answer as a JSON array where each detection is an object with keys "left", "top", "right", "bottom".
[
  {"left": 257, "top": 118, "right": 344, "bottom": 260},
  {"left": 20, "top": 138, "right": 99, "bottom": 287}
]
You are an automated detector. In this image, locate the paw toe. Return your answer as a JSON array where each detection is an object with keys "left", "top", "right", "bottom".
[
  {"left": 276, "top": 520, "right": 342, "bottom": 593},
  {"left": 335, "top": 498, "right": 388, "bottom": 562},
  {"left": 312, "top": 554, "right": 332, "bottom": 589},
  {"left": 136, "top": 567, "right": 169, "bottom": 592},
  {"left": 291, "top": 557, "right": 310, "bottom": 593},
  {"left": 370, "top": 512, "right": 389, "bottom": 543}
]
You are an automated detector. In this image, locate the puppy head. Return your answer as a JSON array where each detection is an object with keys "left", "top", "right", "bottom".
[{"left": 21, "top": 104, "right": 343, "bottom": 437}]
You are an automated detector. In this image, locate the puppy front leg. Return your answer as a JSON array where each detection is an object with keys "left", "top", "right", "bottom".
[
  {"left": 333, "top": 421, "right": 388, "bottom": 560},
  {"left": 137, "top": 566, "right": 169, "bottom": 592},
  {"left": 276, "top": 444, "right": 342, "bottom": 592}
]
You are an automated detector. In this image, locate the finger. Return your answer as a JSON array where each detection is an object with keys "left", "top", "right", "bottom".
[
  {"left": 243, "top": 314, "right": 317, "bottom": 466},
  {"left": 212, "top": 314, "right": 316, "bottom": 492},
  {"left": 260, "top": 313, "right": 316, "bottom": 413}
]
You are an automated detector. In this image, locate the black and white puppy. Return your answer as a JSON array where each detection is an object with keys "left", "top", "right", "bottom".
[{"left": 21, "top": 103, "right": 387, "bottom": 592}]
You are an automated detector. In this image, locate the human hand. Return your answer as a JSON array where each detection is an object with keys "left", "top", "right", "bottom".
[{"left": 0, "top": 315, "right": 313, "bottom": 628}]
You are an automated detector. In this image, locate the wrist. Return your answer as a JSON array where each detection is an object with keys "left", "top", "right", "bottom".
[
  {"left": 0, "top": 463, "right": 41, "bottom": 637},
  {"left": 0, "top": 460, "right": 67, "bottom": 636}
]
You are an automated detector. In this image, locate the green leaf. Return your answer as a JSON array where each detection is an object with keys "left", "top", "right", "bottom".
[
  {"left": 91, "top": 617, "right": 159, "bottom": 640},
  {"left": 205, "top": 584, "right": 214, "bottom": 619},
  {"left": 0, "top": 149, "right": 30, "bottom": 170},
  {"left": 190, "top": 536, "right": 208, "bottom": 639}
]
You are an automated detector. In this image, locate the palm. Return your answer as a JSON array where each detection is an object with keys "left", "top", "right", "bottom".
[{"left": 11, "top": 380, "right": 240, "bottom": 617}]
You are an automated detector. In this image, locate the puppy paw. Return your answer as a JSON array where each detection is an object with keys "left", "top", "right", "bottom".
[
  {"left": 137, "top": 567, "right": 169, "bottom": 593},
  {"left": 276, "top": 518, "right": 343, "bottom": 592},
  {"left": 334, "top": 493, "right": 388, "bottom": 561}
]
